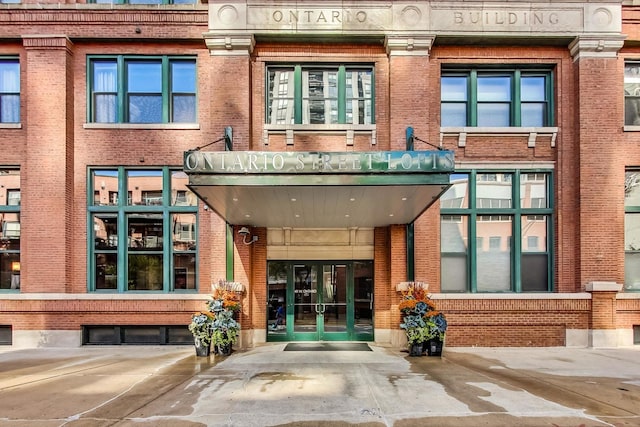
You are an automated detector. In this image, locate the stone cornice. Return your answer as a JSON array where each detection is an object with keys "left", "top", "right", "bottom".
[
  {"left": 203, "top": 32, "right": 255, "bottom": 55},
  {"left": 385, "top": 34, "right": 435, "bottom": 56},
  {"left": 569, "top": 34, "right": 626, "bottom": 61}
]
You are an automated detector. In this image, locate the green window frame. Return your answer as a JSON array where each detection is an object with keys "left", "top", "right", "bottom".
[
  {"left": 0, "top": 168, "right": 20, "bottom": 291},
  {"left": 87, "top": 55, "right": 197, "bottom": 124},
  {"left": 440, "top": 170, "right": 553, "bottom": 293},
  {"left": 88, "top": 167, "right": 198, "bottom": 292},
  {"left": 625, "top": 62, "right": 640, "bottom": 126},
  {"left": 266, "top": 64, "right": 375, "bottom": 125},
  {"left": 0, "top": 57, "right": 20, "bottom": 123},
  {"left": 441, "top": 68, "right": 554, "bottom": 127},
  {"left": 624, "top": 170, "right": 640, "bottom": 291}
]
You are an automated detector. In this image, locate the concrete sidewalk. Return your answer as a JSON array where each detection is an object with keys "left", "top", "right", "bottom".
[{"left": 0, "top": 344, "right": 639, "bottom": 426}]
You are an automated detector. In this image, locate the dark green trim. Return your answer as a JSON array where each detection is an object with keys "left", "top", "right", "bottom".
[
  {"left": 441, "top": 169, "right": 553, "bottom": 293},
  {"left": 87, "top": 167, "right": 198, "bottom": 293},
  {"left": 226, "top": 223, "right": 234, "bottom": 281},
  {"left": 407, "top": 223, "right": 414, "bottom": 282},
  {"left": 267, "top": 260, "right": 374, "bottom": 342},
  {"left": 442, "top": 67, "right": 554, "bottom": 127},
  {"left": 265, "top": 64, "right": 375, "bottom": 125},
  {"left": 86, "top": 55, "right": 196, "bottom": 124},
  {"left": 338, "top": 66, "right": 346, "bottom": 123}
]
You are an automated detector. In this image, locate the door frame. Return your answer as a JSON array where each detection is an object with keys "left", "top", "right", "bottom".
[{"left": 267, "top": 260, "right": 374, "bottom": 342}]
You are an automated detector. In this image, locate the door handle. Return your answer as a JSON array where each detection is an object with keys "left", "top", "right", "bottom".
[{"left": 319, "top": 303, "right": 325, "bottom": 314}]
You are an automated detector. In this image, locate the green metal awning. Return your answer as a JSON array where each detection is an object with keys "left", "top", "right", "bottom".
[{"left": 184, "top": 150, "right": 454, "bottom": 228}]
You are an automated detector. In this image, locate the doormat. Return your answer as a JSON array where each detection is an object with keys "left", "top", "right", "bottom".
[{"left": 284, "top": 343, "right": 372, "bottom": 352}]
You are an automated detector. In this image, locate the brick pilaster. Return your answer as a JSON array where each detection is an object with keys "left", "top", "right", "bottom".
[
  {"left": 570, "top": 36, "right": 626, "bottom": 290},
  {"left": 386, "top": 35, "right": 435, "bottom": 152},
  {"left": 22, "top": 36, "right": 74, "bottom": 293}
]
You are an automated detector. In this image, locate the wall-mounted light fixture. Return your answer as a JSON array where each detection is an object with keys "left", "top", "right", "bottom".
[{"left": 238, "top": 226, "right": 258, "bottom": 245}]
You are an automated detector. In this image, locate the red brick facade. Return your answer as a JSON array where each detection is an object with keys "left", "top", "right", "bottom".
[{"left": 0, "top": 1, "right": 639, "bottom": 349}]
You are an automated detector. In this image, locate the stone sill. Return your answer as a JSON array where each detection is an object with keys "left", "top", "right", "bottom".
[
  {"left": 440, "top": 126, "right": 558, "bottom": 148},
  {"left": 264, "top": 124, "right": 376, "bottom": 146},
  {"left": 431, "top": 292, "right": 591, "bottom": 300},
  {"left": 0, "top": 123, "right": 22, "bottom": 129},
  {"left": 83, "top": 123, "right": 200, "bottom": 130}
]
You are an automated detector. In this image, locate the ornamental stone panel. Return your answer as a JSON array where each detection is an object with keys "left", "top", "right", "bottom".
[{"left": 207, "top": 1, "right": 622, "bottom": 36}]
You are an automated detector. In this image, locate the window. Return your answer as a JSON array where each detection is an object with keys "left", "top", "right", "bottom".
[
  {"left": 266, "top": 65, "right": 374, "bottom": 125},
  {"left": 0, "top": 169, "right": 20, "bottom": 290},
  {"left": 88, "top": 56, "right": 196, "bottom": 124},
  {"left": 89, "top": 168, "right": 198, "bottom": 292},
  {"left": 441, "top": 68, "right": 553, "bottom": 127},
  {"left": 625, "top": 62, "right": 640, "bottom": 126},
  {"left": 0, "top": 58, "right": 20, "bottom": 123},
  {"left": 624, "top": 170, "right": 640, "bottom": 290},
  {"left": 440, "top": 171, "right": 552, "bottom": 292}
]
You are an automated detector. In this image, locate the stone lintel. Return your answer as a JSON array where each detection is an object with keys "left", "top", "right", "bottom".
[
  {"left": 385, "top": 35, "right": 435, "bottom": 56},
  {"left": 585, "top": 281, "right": 623, "bottom": 292},
  {"left": 569, "top": 35, "right": 626, "bottom": 61},
  {"left": 203, "top": 32, "right": 255, "bottom": 55}
]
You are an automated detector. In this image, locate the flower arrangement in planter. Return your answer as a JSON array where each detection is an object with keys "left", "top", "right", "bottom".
[
  {"left": 188, "top": 311, "right": 214, "bottom": 356},
  {"left": 188, "top": 280, "right": 243, "bottom": 357},
  {"left": 399, "top": 283, "right": 447, "bottom": 356},
  {"left": 207, "top": 280, "right": 242, "bottom": 355}
]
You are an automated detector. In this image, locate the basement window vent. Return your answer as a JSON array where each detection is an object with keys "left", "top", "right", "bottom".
[
  {"left": 82, "top": 325, "right": 192, "bottom": 345},
  {"left": 0, "top": 325, "right": 12, "bottom": 345},
  {"left": 635, "top": 325, "right": 640, "bottom": 345}
]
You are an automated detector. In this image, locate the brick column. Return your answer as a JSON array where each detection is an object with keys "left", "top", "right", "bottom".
[
  {"left": 570, "top": 36, "right": 626, "bottom": 291},
  {"left": 385, "top": 35, "right": 435, "bottom": 151},
  {"left": 586, "top": 281, "right": 623, "bottom": 347},
  {"left": 389, "top": 224, "right": 407, "bottom": 347},
  {"left": 204, "top": 32, "right": 255, "bottom": 346},
  {"left": 203, "top": 33, "right": 254, "bottom": 151},
  {"left": 22, "top": 36, "right": 74, "bottom": 293}
]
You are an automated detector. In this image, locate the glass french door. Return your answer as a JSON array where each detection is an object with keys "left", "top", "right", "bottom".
[{"left": 267, "top": 261, "right": 373, "bottom": 342}]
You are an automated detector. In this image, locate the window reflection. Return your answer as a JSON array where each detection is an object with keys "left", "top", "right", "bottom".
[
  {"left": 96, "top": 253, "right": 117, "bottom": 290},
  {"left": 128, "top": 214, "right": 163, "bottom": 250},
  {"left": 476, "top": 173, "right": 512, "bottom": 209},
  {"left": 267, "top": 68, "right": 295, "bottom": 125},
  {"left": 441, "top": 171, "right": 550, "bottom": 292},
  {"left": 441, "top": 215, "right": 468, "bottom": 292},
  {"left": 477, "top": 216, "right": 512, "bottom": 291},
  {"left": 94, "top": 214, "right": 117, "bottom": 249},
  {"left": 440, "top": 173, "right": 469, "bottom": 209},
  {"left": 92, "top": 170, "right": 119, "bottom": 206},
  {"left": 171, "top": 171, "right": 197, "bottom": 206},
  {"left": 127, "top": 170, "right": 163, "bottom": 206},
  {"left": 90, "top": 167, "right": 198, "bottom": 292},
  {"left": 0, "top": 169, "right": 20, "bottom": 290},
  {"left": 625, "top": 62, "right": 640, "bottom": 126},
  {"left": 128, "top": 254, "right": 163, "bottom": 291}
]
